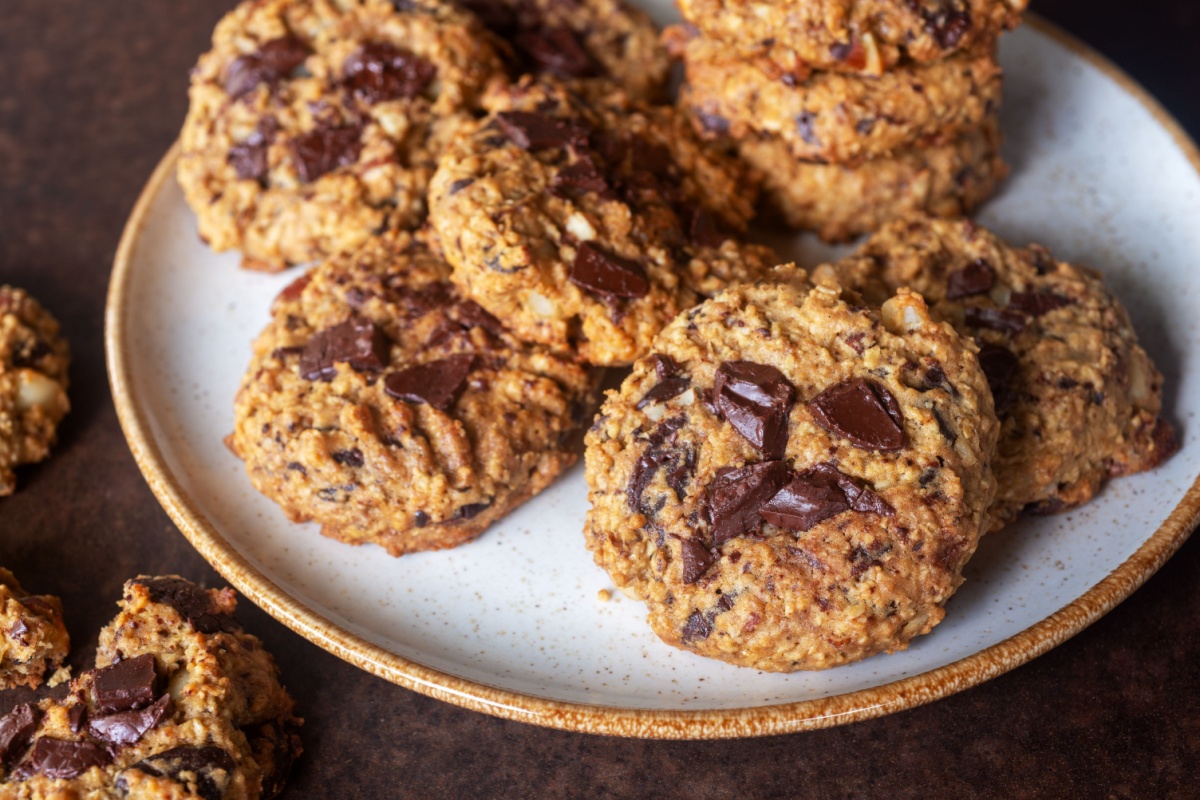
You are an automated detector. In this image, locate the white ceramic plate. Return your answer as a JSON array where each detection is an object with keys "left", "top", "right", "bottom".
[{"left": 107, "top": 17, "right": 1200, "bottom": 738}]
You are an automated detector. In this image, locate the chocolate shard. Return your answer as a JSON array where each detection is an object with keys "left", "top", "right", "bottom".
[
  {"left": 689, "top": 207, "right": 727, "bottom": 249},
  {"left": 455, "top": 0, "right": 519, "bottom": 35},
  {"left": 225, "top": 35, "right": 310, "bottom": 99},
  {"left": 131, "top": 745, "right": 236, "bottom": 800},
  {"left": 760, "top": 465, "right": 850, "bottom": 533},
  {"left": 626, "top": 416, "right": 694, "bottom": 513},
  {"left": 636, "top": 377, "right": 690, "bottom": 410},
  {"left": 67, "top": 704, "right": 86, "bottom": 734},
  {"left": 342, "top": 42, "right": 436, "bottom": 104},
  {"left": 289, "top": 122, "right": 363, "bottom": 183},
  {"left": 299, "top": 318, "right": 391, "bottom": 382},
  {"left": 569, "top": 242, "right": 649, "bottom": 299},
  {"left": 1009, "top": 291, "right": 1072, "bottom": 317},
  {"left": 681, "top": 610, "right": 713, "bottom": 643},
  {"left": 809, "top": 378, "right": 907, "bottom": 451},
  {"left": 964, "top": 305, "right": 1027, "bottom": 334},
  {"left": 706, "top": 460, "right": 791, "bottom": 546},
  {"left": 89, "top": 694, "right": 171, "bottom": 747},
  {"left": 275, "top": 273, "right": 312, "bottom": 306},
  {"left": 0, "top": 704, "right": 40, "bottom": 767},
  {"left": 946, "top": 258, "right": 995, "bottom": 299},
  {"left": 384, "top": 354, "right": 475, "bottom": 411},
  {"left": 795, "top": 111, "right": 820, "bottom": 146},
  {"left": 16, "top": 738, "right": 111, "bottom": 781},
  {"left": 140, "top": 577, "right": 241, "bottom": 635},
  {"left": 679, "top": 539, "right": 715, "bottom": 584},
  {"left": 551, "top": 156, "right": 609, "bottom": 196},
  {"left": 713, "top": 361, "right": 797, "bottom": 459},
  {"left": 515, "top": 25, "right": 598, "bottom": 78},
  {"left": 229, "top": 134, "right": 269, "bottom": 182},
  {"left": 495, "top": 111, "right": 590, "bottom": 150},
  {"left": 93, "top": 654, "right": 159, "bottom": 714},
  {"left": 650, "top": 354, "right": 680, "bottom": 380},
  {"left": 977, "top": 342, "right": 1020, "bottom": 415}
]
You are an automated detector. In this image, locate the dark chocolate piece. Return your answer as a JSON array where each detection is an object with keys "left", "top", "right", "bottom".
[
  {"left": 1009, "top": 291, "right": 1072, "bottom": 317},
  {"left": 636, "top": 377, "right": 690, "bottom": 410},
  {"left": 88, "top": 694, "right": 171, "bottom": 746},
  {"left": 289, "top": 122, "right": 363, "bottom": 183},
  {"left": 342, "top": 42, "right": 436, "bottom": 104},
  {"left": 140, "top": 577, "right": 241, "bottom": 635},
  {"left": 384, "top": 354, "right": 475, "bottom": 411},
  {"left": 760, "top": 462, "right": 892, "bottom": 533},
  {"left": 964, "top": 306, "right": 1026, "bottom": 334},
  {"left": 795, "top": 111, "right": 819, "bottom": 146},
  {"left": 131, "top": 745, "right": 237, "bottom": 800},
  {"left": 713, "top": 361, "right": 796, "bottom": 459},
  {"left": 515, "top": 25, "right": 598, "bottom": 78},
  {"left": 809, "top": 378, "right": 906, "bottom": 451},
  {"left": 679, "top": 539, "right": 715, "bottom": 584},
  {"left": 688, "top": 207, "right": 727, "bottom": 249},
  {"left": 706, "top": 460, "right": 790, "bottom": 546},
  {"left": 626, "top": 416, "right": 694, "bottom": 513},
  {"left": 225, "top": 36, "right": 310, "bottom": 99},
  {"left": 495, "top": 111, "right": 589, "bottom": 150},
  {"left": 945, "top": 259, "right": 995, "bottom": 299},
  {"left": 93, "top": 653, "right": 158, "bottom": 714},
  {"left": 551, "top": 156, "right": 609, "bottom": 196},
  {"left": 16, "top": 738, "right": 110, "bottom": 780},
  {"left": 681, "top": 610, "right": 712, "bottom": 643},
  {"left": 0, "top": 704, "right": 39, "bottom": 766},
  {"left": 569, "top": 242, "right": 649, "bottom": 299},
  {"left": 299, "top": 318, "right": 390, "bottom": 382}
]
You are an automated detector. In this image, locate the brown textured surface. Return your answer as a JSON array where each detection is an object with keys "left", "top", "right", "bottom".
[{"left": 0, "top": 0, "right": 1198, "bottom": 797}]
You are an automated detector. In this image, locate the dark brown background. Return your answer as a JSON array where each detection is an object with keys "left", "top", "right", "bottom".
[{"left": 2, "top": 1, "right": 1198, "bottom": 797}]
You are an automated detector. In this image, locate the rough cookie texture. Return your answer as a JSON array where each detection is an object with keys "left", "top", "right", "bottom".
[
  {"left": 584, "top": 270, "right": 999, "bottom": 671},
  {"left": 673, "top": 0, "right": 1027, "bottom": 79},
  {"left": 834, "top": 216, "right": 1177, "bottom": 530},
  {"left": 178, "top": 0, "right": 507, "bottom": 270},
  {"left": 0, "top": 568, "right": 69, "bottom": 691},
  {"left": 735, "top": 116, "right": 1006, "bottom": 242},
  {"left": 231, "top": 231, "right": 599, "bottom": 556},
  {"left": 0, "top": 576, "right": 301, "bottom": 800},
  {"left": 429, "top": 77, "right": 776, "bottom": 366},
  {"left": 673, "top": 30, "right": 1002, "bottom": 165},
  {"left": 0, "top": 286, "right": 70, "bottom": 497}
]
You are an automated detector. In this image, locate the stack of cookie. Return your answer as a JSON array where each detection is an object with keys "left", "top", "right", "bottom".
[{"left": 666, "top": 0, "right": 1029, "bottom": 241}]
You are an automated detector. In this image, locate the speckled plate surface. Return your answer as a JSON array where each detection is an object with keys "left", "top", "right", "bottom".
[{"left": 107, "top": 17, "right": 1200, "bottom": 738}]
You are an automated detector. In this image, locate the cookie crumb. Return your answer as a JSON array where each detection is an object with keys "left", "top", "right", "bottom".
[{"left": 597, "top": 589, "right": 612, "bottom": 602}]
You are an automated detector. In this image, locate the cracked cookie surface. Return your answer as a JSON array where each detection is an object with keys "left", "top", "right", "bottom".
[
  {"left": 584, "top": 269, "right": 999, "bottom": 671},
  {"left": 0, "top": 568, "right": 69, "bottom": 691}
]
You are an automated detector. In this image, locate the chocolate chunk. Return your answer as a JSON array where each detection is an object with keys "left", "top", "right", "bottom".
[
  {"left": 276, "top": 273, "right": 311, "bottom": 305},
  {"left": 922, "top": 5, "right": 972, "bottom": 49},
  {"left": 229, "top": 134, "right": 269, "bottom": 182},
  {"left": 94, "top": 654, "right": 159, "bottom": 714},
  {"left": 331, "top": 448, "right": 364, "bottom": 467},
  {"left": 289, "top": 122, "right": 363, "bottom": 183},
  {"left": 551, "top": 156, "right": 609, "bottom": 196},
  {"left": 795, "top": 111, "right": 820, "bottom": 146},
  {"left": 67, "top": 704, "right": 85, "bottom": 734},
  {"left": 455, "top": 0, "right": 518, "bottom": 34},
  {"left": 946, "top": 259, "right": 995, "bottom": 299},
  {"left": 16, "top": 738, "right": 110, "bottom": 780},
  {"left": 385, "top": 354, "right": 475, "bottom": 411},
  {"left": 131, "top": 746, "right": 236, "bottom": 800},
  {"left": 8, "top": 617, "right": 29, "bottom": 643},
  {"left": 977, "top": 343, "right": 1018, "bottom": 394},
  {"left": 706, "top": 460, "right": 790, "bottom": 546},
  {"left": 713, "top": 361, "right": 796, "bottom": 459},
  {"left": 342, "top": 42, "right": 436, "bottom": 104},
  {"left": 515, "top": 25, "right": 598, "bottom": 78},
  {"left": 809, "top": 378, "right": 906, "bottom": 451},
  {"left": 495, "top": 111, "right": 589, "bottom": 150},
  {"left": 964, "top": 305, "right": 1027, "bottom": 334},
  {"left": 626, "top": 416, "right": 695, "bottom": 513},
  {"left": 89, "top": 694, "right": 170, "bottom": 746},
  {"left": 569, "top": 242, "right": 649, "bottom": 299},
  {"left": 1009, "top": 291, "right": 1072, "bottom": 317},
  {"left": 300, "top": 318, "right": 390, "bottom": 381},
  {"left": 448, "top": 177, "right": 475, "bottom": 195},
  {"left": 760, "top": 466, "right": 849, "bottom": 533},
  {"left": 678, "top": 539, "right": 714, "bottom": 585},
  {"left": 453, "top": 500, "right": 491, "bottom": 520},
  {"left": 140, "top": 577, "right": 241, "bottom": 635},
  {"left": 636, "top": 377, "right": 690, "bottom": 409},
  {"left": 0, "top": 704, "right": 40, "bottom": 766},
  {"left": 689, "top": 207, "right": 727, "bottom": 249},
  {"left": 453, "top": 300, "right": 505, "bottom": 336},
  {"left": 681, "top": 610, "right": 712, "bottom": 643},
  {"left": 650, "top": 354, "right": 680, "bottom": 380},
  {"left": 225, "top": 36, "right": 310, "bottom": 99},
  {"left": 921, "top": 362, "right": 958, "bottom": 395}
]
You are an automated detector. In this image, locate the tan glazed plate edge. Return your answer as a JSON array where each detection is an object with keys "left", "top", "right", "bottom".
[{"left": 105, "top": 16, "right": 1200, "bottom": 739}]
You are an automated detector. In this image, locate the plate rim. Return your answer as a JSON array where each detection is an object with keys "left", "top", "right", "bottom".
[{"left": 105, "top": 16, "right": 1200, "bottom": 739}]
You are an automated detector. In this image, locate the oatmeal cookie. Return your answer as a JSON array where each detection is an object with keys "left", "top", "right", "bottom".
[
  {"left": 674, "top": 0, "right": 1027, "bottom": 79},
  {"left": 0, "top": 576, "right": 300, "bottom": 800},
  {"left": 584, "top": 269, "right": 999, "bottom": 671},
  {"left": 230, "top": 230, "right": 599, "bottom": 556},
  {"left": 735, "top": 115, "right": 1006, "bottom": 241},
  {"left": 0, "top": 568, "right": 69, "bottom": 691},
  {"left": 429, "top": 77, "right": 776, "bottom": 366},
  {"left": 0, "top": 286, "right": 70, "bottom": 497},
  {"left": 178, "top": 0, "right": 507, "bottom": 270},
  {"left": 834, "top": 216, "right": 1177, "bottom": 530},
  {"left": 676, "top": 30, "right": 1002, "bottom": 165}
]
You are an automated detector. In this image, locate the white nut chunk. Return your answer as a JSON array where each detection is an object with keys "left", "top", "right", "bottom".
[{"left": 15, "top": 369, "right": 63, "bottom": 412}]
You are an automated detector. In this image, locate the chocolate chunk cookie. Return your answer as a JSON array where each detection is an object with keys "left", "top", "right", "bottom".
[
  {"left": 675, "top": 30, "right": 1002, "bottom": 165},
  {"left": 429, "top": 77, "right": 777, "bottom": 366},
  {"left": 734, "top": 115, "right": 1006, "bottom": 242},
  {"left": 178, "top": 0, "right": 507, "bottom": 270},
  {"left": 0, "top": 286, "right": 70, "bottom": 497},
  {"left": 674, "top": 0, "right": 1027, "bottom": 79},
  {"left": 584, "top": 269, "right": 999, "bottom": 671},
  {"left": 834, "top": 216, "right": 1177, "bottom": 530},
  {"left": 230, "top": 230, "right": 599, "bottom": 556},
  {"left": 0, "top": 576, "right": 301, "bottom": 799},
  {"left": 0, "top": 569, "right": 69, "bottom": 691}
]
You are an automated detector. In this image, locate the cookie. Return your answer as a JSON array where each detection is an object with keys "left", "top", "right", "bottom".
[
  {"left": 178, "top": 0, "right": 507, "bottom": 270},
  {"left": 453, "top": 0, "right": 669, "bottom": 102},
  {"left": 674, "top": 0, "right": 1026, "bottom": 79},
  {"left": 0, "top": 569, "right": 69, "bottom": 691},
  {"left": 0, "top": 286, "right": 70, "bottom": 497},
  {"left": 0, "top": 576, "right": 301, "bottom": 799},
  {"left": 429, "top": 77, "right": 777, "bottom": 366},
  {"left": 675, "top": 30, "right": 1002, "bottom": 165},
  {"left": 833, "top": 216, "right": 1178, "bottom": 530},
  {"left": 735, "top": 116, "right": 1007, "bottom": 242},
  {"left": 230, "top": 230, "right": 599, "bottom": 556},
  {"left": 584, "top": 269, "right": 999, "bottom": 671}
]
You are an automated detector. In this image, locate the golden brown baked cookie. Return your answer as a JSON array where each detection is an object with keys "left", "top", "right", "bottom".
[
  {"left": 0, "top": 576, "right": 301, "bottom": 800},
  {"left": 230, "top": 230, "right": 599, "bottom": 556},
  {"left": 584, "top": 269, "right": 999, "bottom": 671},
  {"left": 736, "top": 116, "right": 1007, "bottom": 242},
  {"left": 675, "top": 30, "right": 1002, "bottom": 165},
  {"left": 833, "top": 216, "right": 1177, "bottom": 530},
  {"left": 674, "top": 0, "right": 1027, "bottom": 79},
  {"left": 429, "top": 77, "right": 776, "bottom": 366},
  {"left": 0, "top": 286, "right": 70, "bottom": 497},
  {"left": 0, "top": 568, "right": 69, "bottom": 691},
  {"left": 178, "top": 0, "right": 507, "bottom": 270}
]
